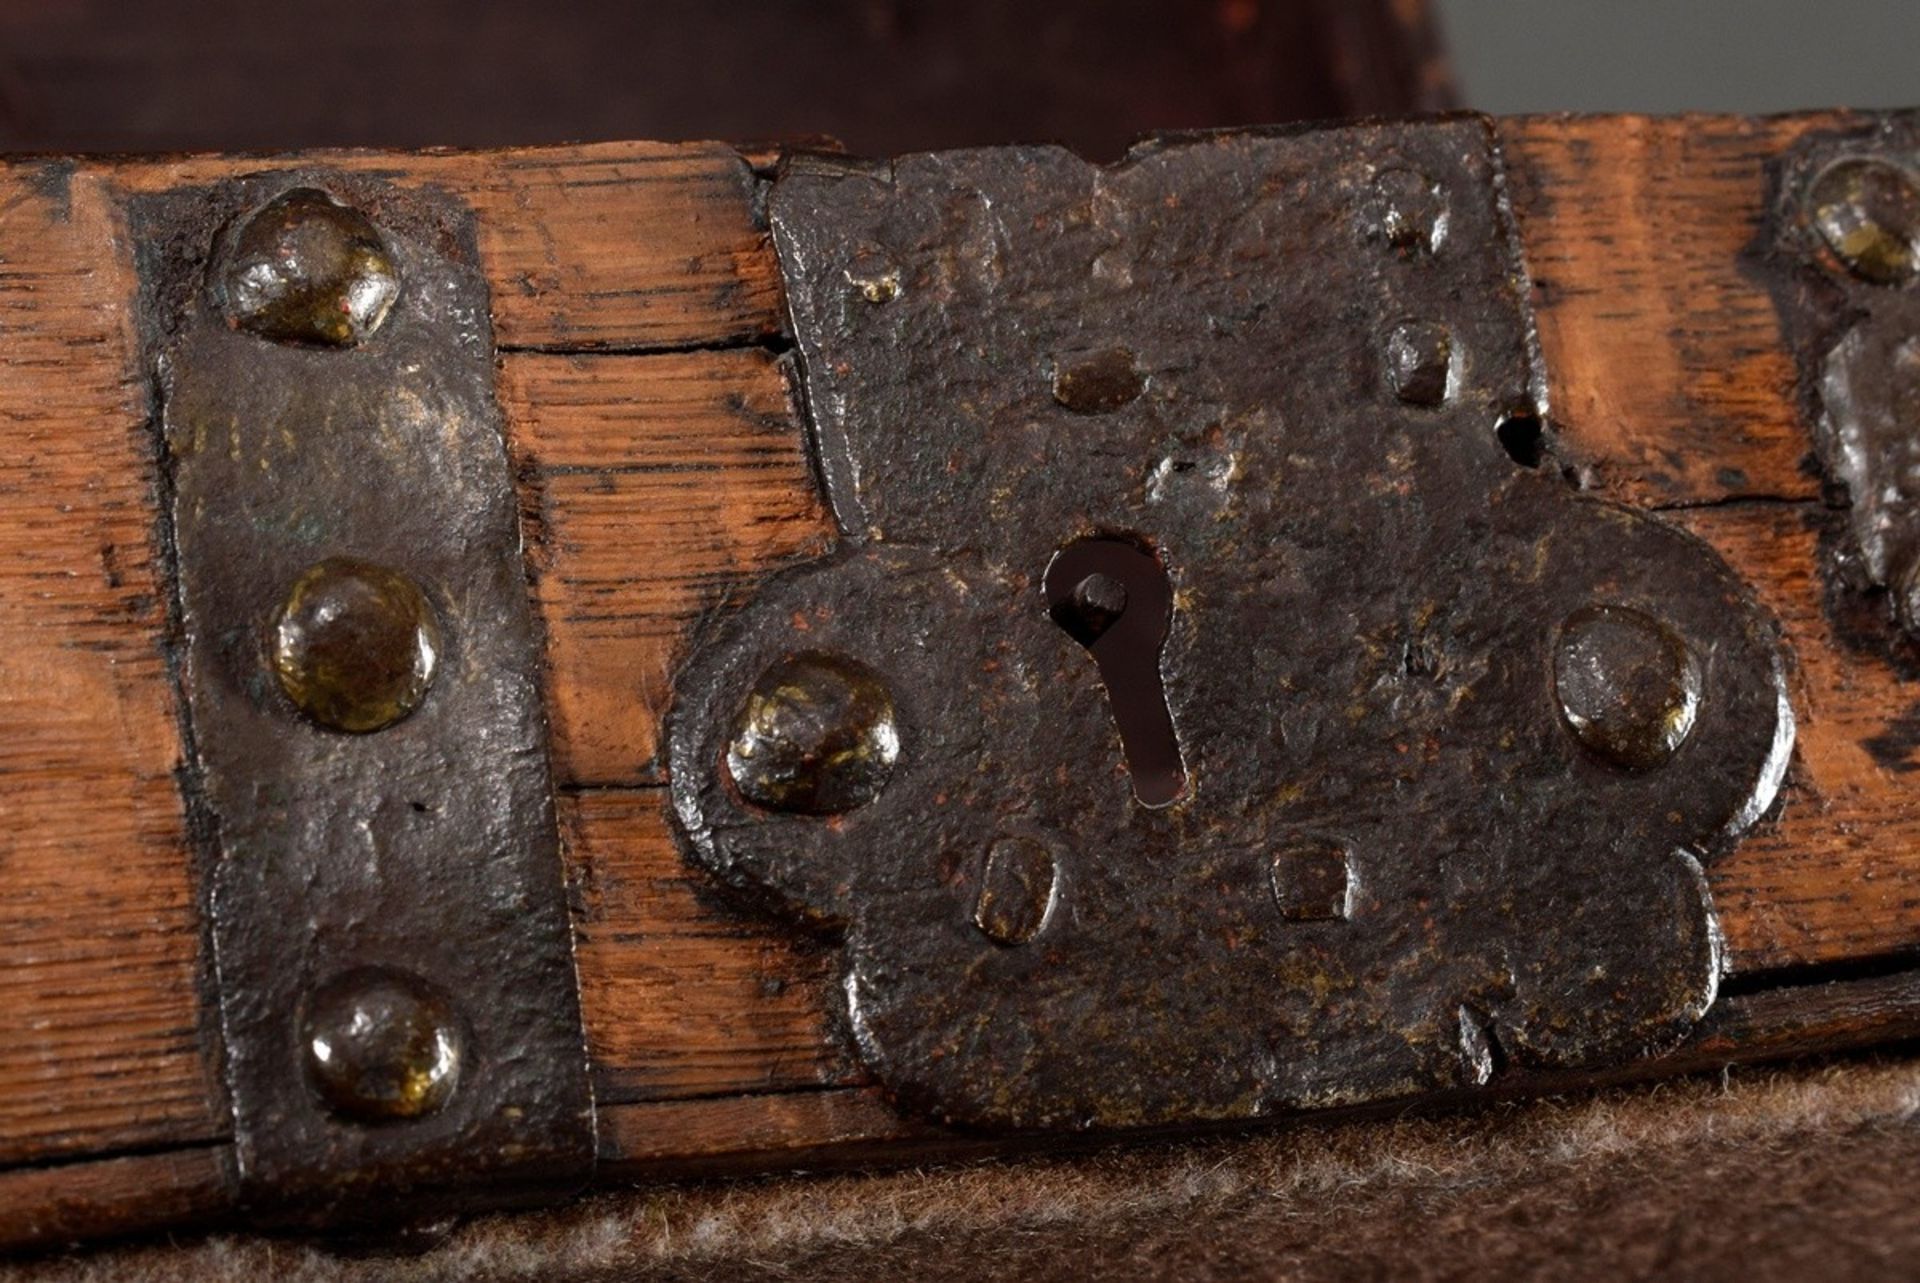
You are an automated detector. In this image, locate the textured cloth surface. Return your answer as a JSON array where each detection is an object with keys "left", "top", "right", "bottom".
[{"left": 9, "top": 1055, "right": 1920, "bottom": 1282}]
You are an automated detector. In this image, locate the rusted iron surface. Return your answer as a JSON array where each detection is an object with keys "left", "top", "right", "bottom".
[
  {"left": 1762, "top": 113, "right": 1920, "bottom": 637},
  {"left": 670, "top": 119, "right": 1795, "bottom": 1132},
  {"left": 134, "top": 172, "right": 593, "bottom": 1223}
]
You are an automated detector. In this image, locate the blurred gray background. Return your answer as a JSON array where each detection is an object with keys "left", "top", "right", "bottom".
[{"left": 1439, "top": 0, "right": 1918, "bottom": 114}]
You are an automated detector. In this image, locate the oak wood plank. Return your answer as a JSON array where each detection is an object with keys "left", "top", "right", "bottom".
[
  {"left": 17, "top": 967, "right": 1920, "bottom": 1252},
  {"left": 0, "top": 164, "right": 219, "bottom": 1166},
  {"left": 8, "top": 116, "right": 1920, "bottom": 1248},
  {"left": 562, "top": 790, "right": 848, "bottom": 1105},
  {"left": 499, "top": 350, "right": 833, "bottom": 787},
  {"left": 0, "top": 1144, "right": 229, "bottom": 1252},
  {"left": 102, "top": 141, "right": 784, "bottom": 352},
  {"left": 1505, "top": 113, "right": 1844, "bottom": 508},
  {"left": 1678, "top": 503, "right": 1920, "bottom": 973},
  {"left": 596, "top": 1088, "right": 931, "bottom": 1174}
]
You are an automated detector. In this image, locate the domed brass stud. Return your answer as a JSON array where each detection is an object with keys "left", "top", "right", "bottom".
[
  {"left": 220, "top": 187, "right": 401, "bottom": 346},
  {"left": 1553, "top": 604, "right": 1702, "bottom": 770},
  {"left": 271, "top": 558, "right": 441, "bottom": 734},
  {"left": 1807, "top": 157, "right": 1920, "bottom": 286},
  {"left": 303, "top": 968, "right": 463, "bottom": 1124},
  {"left": 726, "top": 652, "right": 900, "bottom": 815}
]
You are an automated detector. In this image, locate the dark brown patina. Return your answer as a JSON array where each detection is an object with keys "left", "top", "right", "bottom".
[
  {"left": 670, "top": 119, "right": 1794, "bottom": 1132},
  {"left": 270, "top": 557, "right": 442, "bottom": 734},
  {"left": 1764, "top": 115, "right": 1920, "bottom": 642},
  {"left": 218, "top": 186, "right": 401, "bottom": 346},
  {"left": 726, "top": 651, "right": 903, "bottom": 817},
  {"left": 1806, "top": 155, "right": 1920, "bottom": 286},
  {"left": 302, "top": 967, "right": 465, "bottom": 1125},
  {"left": 135, "top": 172, "right": 593, "bottom": 1225},
  {"left": 1552, "top": 604, "right": 1703, "bottom": 771}
]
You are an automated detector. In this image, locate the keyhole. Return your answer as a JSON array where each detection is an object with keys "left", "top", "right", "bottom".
[{"left": 1044, "top": 537, "right": 1187, "bottom": 807}]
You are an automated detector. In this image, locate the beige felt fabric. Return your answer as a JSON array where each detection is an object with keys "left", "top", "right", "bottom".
[{"left": 9, "top": 1055, "right": 1920, "bottom": 1282}]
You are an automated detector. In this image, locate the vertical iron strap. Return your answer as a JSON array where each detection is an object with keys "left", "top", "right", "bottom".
[
  {"left": 1760, "top": 113, "right": 1920, "bottom": 639},
  {"left": 134, "top": 171, "right": 594, "bottom": 1224}
]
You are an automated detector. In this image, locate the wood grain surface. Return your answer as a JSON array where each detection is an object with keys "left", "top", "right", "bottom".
[
  {"left": 0, "top": 162, "right": 217, "bottom": 1168},
  {"left": 498, "top": 349, "right": 832, "bottom": 787},
  {"left": 106, "top": 141, "right": 785, "bottom": 351},
  {"left": 1504, "top": 114, "right": 1920, "bottom": 974},
  {"left": 4, "top": 113, "right": 1920, "bottom": 1249},
  {"left": 1504, "top": 114, "right": 1831, "bottom": 510},
  {"left": 0, "top": 141, "right": 789, "bottom": 1179}
]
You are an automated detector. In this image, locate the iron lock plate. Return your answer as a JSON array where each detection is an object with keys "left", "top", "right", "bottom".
[
  {"left": 135, "top": 172, "right": 594, "bottom": 1221},
  {"left": 670, "top": 119, "right": 1795, "bottom": 1130}
]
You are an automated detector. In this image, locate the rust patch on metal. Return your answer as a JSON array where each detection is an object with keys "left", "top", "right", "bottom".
[
  {"left": 134, "top": 171, "right": 593, "bottom": 1224},
  {"left": 672, "top": 120, "right": 1794, "bottom": 1131}
]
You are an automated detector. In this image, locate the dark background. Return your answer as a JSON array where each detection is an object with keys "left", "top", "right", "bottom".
[
  {"left": 0, "top": 1, "right": 1444, "bottom": 159},
  {"left": 0, "top": 1, "right": 1911, "bottom": 158}
]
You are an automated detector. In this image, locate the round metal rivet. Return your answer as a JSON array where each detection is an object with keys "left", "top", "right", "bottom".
[
  {"left": 303, "top": 968, "right": 463, "bottom": 1124},
  {"left": 1365, "top": 167, "right": 1448, "bottom": 254},
  {"left": 846, "top": 248, "right": 901, "bottom": 304},
  {"left": 1270, "top": 837, "right": 1354, "bottom": 922},
  {"left": 1807, "top": 156, "right": 1920, "bottom": 286},
  {"left": 1385, "top": 320, "right": 1454, "bottom": 406},
  {"left": 271, "top": 557, "right": 441, "bottom": 734},
  {"left": 726, "top": 652, "right": 900, "bottom": 815},
  {"left": 851, "top": 271, "right": 900, "bottom": 304},
  {"left": 974, "top": 836, "right": 1059, "bottom": 945},
  {"left": 1052, "top": 347, "right": 1145, "bottom": 414},
  {"left": 220, "top": 187, "right": 401, "bottom": 346},
  {"left": 1553, "top": 604, "right": 1702, "bottom": 770}
]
